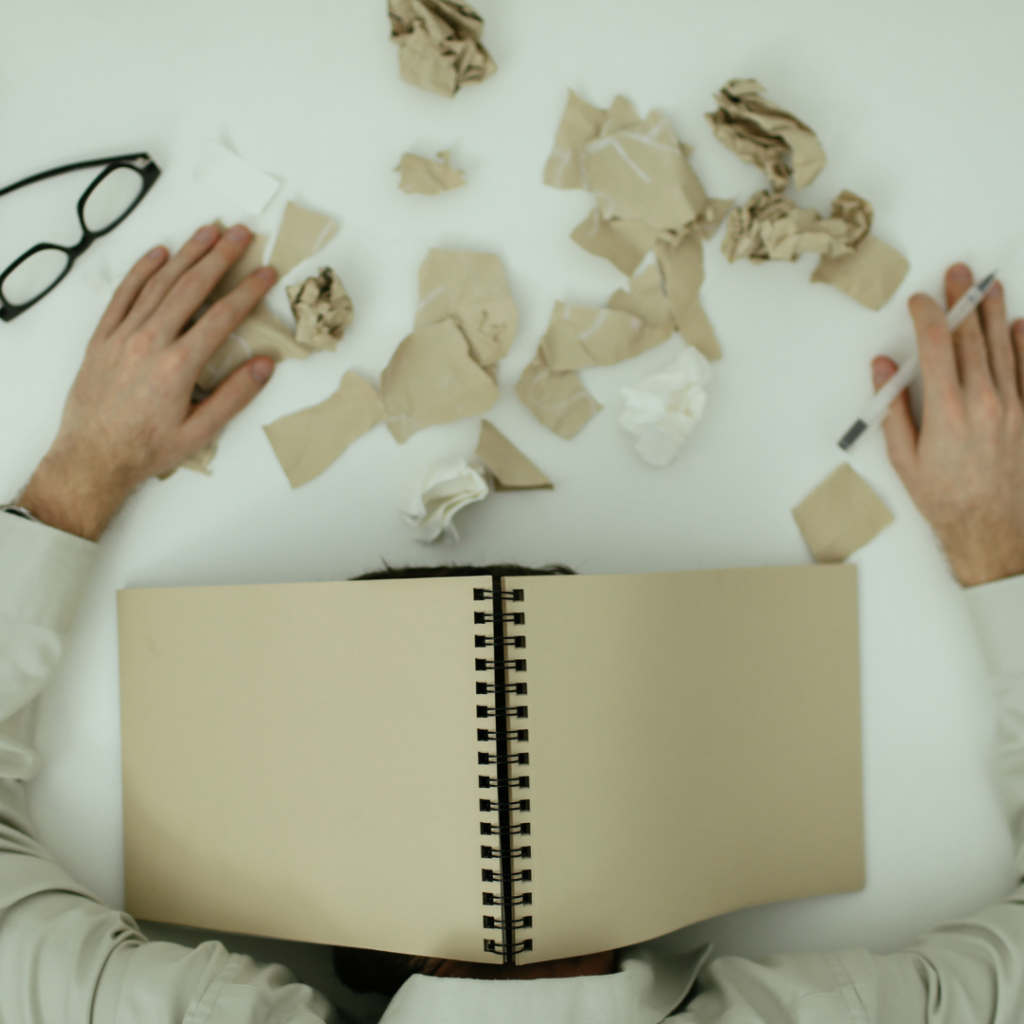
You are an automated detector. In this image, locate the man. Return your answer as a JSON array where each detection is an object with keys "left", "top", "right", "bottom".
[{"left": 1, "top": 223, "right": 1022, "bottom": 1023}]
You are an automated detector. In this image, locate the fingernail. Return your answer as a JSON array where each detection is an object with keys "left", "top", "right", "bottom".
[
  {"left": 255, "top": 266, "right": 276, "bottom": 283},
  {"left": 227, "top": 224, "right": 250, "bottom": 241},
  {"left": 195, "top": 225, "right": 217, "bottom": 244},
  {"left": 950, "top": 264, "right": 970, "bottom": 282},
  {"left": 147, "top": 246, "right": 165, "bottom": 261},
  {"left": 250, "top": 359, "right": 273, "bottom": 384},
  {"left": 991, "top": 280, "right": 1003, "bottom": 297}
]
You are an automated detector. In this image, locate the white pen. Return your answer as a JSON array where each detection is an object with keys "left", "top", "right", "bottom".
[{"left": 838, "top": 270, "right": 999, "bottom": 450}]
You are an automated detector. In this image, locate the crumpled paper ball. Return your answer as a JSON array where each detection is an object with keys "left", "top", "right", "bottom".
[
  {"left": 619, "top": 347, "right": 713, "bottom": 466},
  {"left": 286, "top": 267, "right": 354, "bottom": 352},
  {"left": 403, "top": 458, "right": 489, "bottom": 543}
]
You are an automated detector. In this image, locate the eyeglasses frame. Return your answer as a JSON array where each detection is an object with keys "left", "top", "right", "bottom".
[{"left": 0, "top": 153, "right": 161, "bottom": 322}]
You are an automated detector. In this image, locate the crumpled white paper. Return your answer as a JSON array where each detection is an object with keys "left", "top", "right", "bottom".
[
  {"left": 619, "top": 347, "right": 713, "bottom": 466},
  {"left": 404, "top": 458, "right": 490, "bottom": 543}
]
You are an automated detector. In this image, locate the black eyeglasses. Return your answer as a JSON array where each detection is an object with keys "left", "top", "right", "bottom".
[{"left": 0, "top": 152, "right": 161, "bottom": 322}]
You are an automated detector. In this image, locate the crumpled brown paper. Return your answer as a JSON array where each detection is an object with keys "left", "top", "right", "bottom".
[
  {"left": 792, "top": 463, "right": 894, "bottom": 563},
  {"left": 722, "top": 189, "right": 872, "bottom": 263},
  {"left": 263, "top": 372, "right": 384, "bottom": 488},
  {"left": 388, "top": 0, "right": 496, "bottom": 98},
  {"left": 395, "top": 150, "right": 466, "bottom": 194},
  {"left": 269, "top": 202, "right": 339, "bottom": 279},
  {"left": 414, "top": 249, "right": 517, "bottom": 366},
  {"left": 380, "top": 318, "right": 499, "bottom": 443},
  {"left": 707, "top": 79, "right": 826, "bottom": 192},
  {"left": 286, "top": 268, "right": 353, "bottom": 352},
  {"left": 515, "top": 348, "right": 602, "bottom": 440},
  {"left": 475, "top": 420, "right": 552, "bottom": 491}
]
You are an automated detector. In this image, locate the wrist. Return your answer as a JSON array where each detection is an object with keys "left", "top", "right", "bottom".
[{"left": 19, "top": 447, "right": 134, "bottom": 542}]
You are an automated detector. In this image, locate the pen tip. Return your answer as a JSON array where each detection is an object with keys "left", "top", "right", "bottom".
[{"left": 838, "top": 420, "right": 867, "bottom": 451}]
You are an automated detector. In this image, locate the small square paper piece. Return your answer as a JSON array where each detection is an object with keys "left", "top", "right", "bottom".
[{"left": 792, "top": 464, "right": 894, "bottom": 563}]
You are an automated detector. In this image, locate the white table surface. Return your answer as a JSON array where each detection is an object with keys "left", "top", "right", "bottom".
[{"left": 2, "top": 0, "right": 1023, "bottom": 998}]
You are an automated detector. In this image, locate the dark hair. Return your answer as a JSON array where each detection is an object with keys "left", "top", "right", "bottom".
[{"left": 332, "top": 562, "right": 575, "bottom": 998}]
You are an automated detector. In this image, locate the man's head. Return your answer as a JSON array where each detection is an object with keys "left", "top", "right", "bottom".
[{"left": 332, "top": 561, "right": 614, "bottom": 998}]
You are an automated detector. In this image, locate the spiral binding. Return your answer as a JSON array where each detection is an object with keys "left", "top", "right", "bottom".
[{"left": 475, "top": 577, "right": 532, "bottom": 964}]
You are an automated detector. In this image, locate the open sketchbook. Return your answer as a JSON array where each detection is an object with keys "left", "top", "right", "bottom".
[{"left": 117, "top": 566, "right": 863, "bottom": 966}]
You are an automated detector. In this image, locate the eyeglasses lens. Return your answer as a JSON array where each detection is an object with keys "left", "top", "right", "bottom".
[
  {"left": 0, "top": 248, "right": 71, "bottom": 307},
  {"left": 81, "top": 166, "right": 146, "bottom": 233}
]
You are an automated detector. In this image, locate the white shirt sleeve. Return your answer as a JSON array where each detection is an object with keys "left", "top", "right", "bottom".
[{"left": 0, "top": 513, "right": 338, "bottom": 1024}]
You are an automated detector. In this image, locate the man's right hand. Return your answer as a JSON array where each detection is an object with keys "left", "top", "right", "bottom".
[{"left": 873, "top": 263, "right": 1024, "bottom": 587}]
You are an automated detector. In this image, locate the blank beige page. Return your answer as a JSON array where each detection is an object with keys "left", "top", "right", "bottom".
[
  {"left": 118, "top": 576, "right": 489, "bottom": 960},
  {"left": 511, "top": 565, "right": 862, "bottom": 963}
]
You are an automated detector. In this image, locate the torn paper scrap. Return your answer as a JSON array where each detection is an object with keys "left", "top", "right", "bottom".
[
  {"left": 380, "top": 318, "right": 499, "bottom": 443},
  {"left": 159, "top": 438, "right": 218, "bottom": 480},
  {"left": 209, "top": 230, "right": 267, "bottom": 303},
  {"left": 620, "top": 347, "right": 712, "bottom": 467},
  {"left": 475, "top": 420, "right": 552, "bottom": 491},
  {"left": 570, "top": 209, "right": 660, "bottom": 276},
  {"left": 706, "top": 79, "right": 826, "bottom": 191},
  {"left": 540, "top": 301, "right": 668, "bottom": 371},
  {"left": 195, "top": 141, "right": 280, "bottom": 215},
  {"left": 404, "top": 458, "right": 489, "bottom": 542},
  {"left": 792, "top": 463, "right": 894, "bottom": 563},
  {"left": 656, "top": 236, "right": 721, "bottom": 361},
  {"left": 515, "top": 348, "right": 602, "bottom": 440},
  {"left": 543, "top": 89, "right": 609, "bottom": 189},
  {"left": 721, "top": 189, "right": 872, "bottom": 264},
  {"left": 388, "top": 0, "right": 496, "bottom": 98},
  {"left": 812, "top": 234, "right": 910, "bottom": 311},
  {"left": 198, "top": 305, "right": 308, "bottom": 392},
  {"left": 414, "top": 249, "right": 517, "bottom": 366},
  {"left": 264, "top": 372, "right": 384, "bottom": 488},
  {"left": 268, "top": 201, "right": 339, "bottom": 280},
  {"left": 608, "top": 263, "right": 675, "bottom": 336},
  {"left": 286, "top": 268, "right": 354, "bottom": 352},
  {"left": 395, "top": 150, "right": 466, "bottom": 194}
]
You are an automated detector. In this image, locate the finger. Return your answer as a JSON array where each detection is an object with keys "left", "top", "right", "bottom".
[
  {"left": 119, "top": 224, "right": 222, "bottom": 336},
  {"left": 151, "top": 225, "right": 256, "bottom": 343},
  {"left": 181, "top": 266, "right": 277, "bottom": 374},
  {"left": 980, "top": 279, "right": 1020, "bottom": 400},
  {"left": 908, "top": 291, "right": 962, "bottom": 414},
  {"left": 180, "top": 357, "right": 274, "bottom": 450},
  {"left": 1015, "top": 320, "right": 1024, "bottom": 399},
  {"left": 944, "top": 264, "right": 993, "bottom": 391},
  {"left": 873, "top": 356, "right": 918, "bottom": 480},
  {"left": 91, "top": 245, "right": 167, "bottom": 341}
]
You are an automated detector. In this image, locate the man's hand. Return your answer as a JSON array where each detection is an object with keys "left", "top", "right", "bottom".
[
  {"left": 18, "top": 224, "right": 276, "bottom": 541},
  {"left": 874, "top": 263, "right": 1024, "bottom": 586}
]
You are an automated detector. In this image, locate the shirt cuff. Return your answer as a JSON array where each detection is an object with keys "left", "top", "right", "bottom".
[
  {"left": 0, "top": 512, "right": 98, "bottom": 634},
  {"left": 964, "top": 573, "right": 1024, "bottom": 677}
]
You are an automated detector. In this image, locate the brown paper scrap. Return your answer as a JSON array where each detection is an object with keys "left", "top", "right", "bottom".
[
  {"left": 812, "top": 234, "right": 910, "bottom": 311},
  {"left": 540, "top": 302, "right": 664, "bottom": 371},
  {"left": 388, "top": 0, "right": 496, "bottom": 98},
  {"left": 655, "top": 237, "right": 721, "bottom": 361},
  {"left": 607, "top": 263, "right": 675, "bottom": 336},
  {"left": 792, "top": 464, "right": 894, "bottom": 563},
  {"left": 268, "top": 201, "right": 339, "bottom": 280},
  {"left": 475, "top": 420, "right": 552, "bottom": 491},
  {"left": 414, "top": 249, "right": 517, "bottom": 366},
  {"left": 395, "top": 150, "right": 466, "bottom": 194},
  {"left": 543, "top": 90, "right": 608, "bottom": 189},
  {"left": 159, "top": 438, "right": 218, "bottom": 480},
  {"left": 264, "top": 372, "right": 385, "bottom": 488},
  {"left": 707, "top": 79, "right": 826, "bottom": 191},
  {"left": 570, "top": 209, "right": 660, "bottom": 276},
  {"left": 286, "top": 268, "right": 354, "bottom": 352},
  {"left": 381, "top": 318, "right": 499, "bottom": 443},
  {"left": 515, "top": 347, "right": 602, "bottom": 440},
  {"left": 198, "top": 305, "right": 309, "bottom": 392},
  {"left": 721, "top": 189, "right": 872, "bottom": 264}
]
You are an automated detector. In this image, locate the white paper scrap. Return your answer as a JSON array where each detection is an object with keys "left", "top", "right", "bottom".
[
  {"left": 619, "top": 347, "right": 712, "bottom": 466},
  {"left": 195, "top": 141, "right": 281, "bottom": 215},
  {"left": 403, "top": 459, "right": 489, "bottom": 543}
]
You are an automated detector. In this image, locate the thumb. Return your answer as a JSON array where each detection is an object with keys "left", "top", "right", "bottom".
[
  {"left": 872, "top": 356, "right": 917, "bottom": 480},
  {"left": 182, "top": 356, "right": 274, "bottom": 449}
]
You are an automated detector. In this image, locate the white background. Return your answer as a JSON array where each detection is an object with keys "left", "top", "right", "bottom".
[{"left": 2, "top": 0, "right": 1023, "bottom": 1005}]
